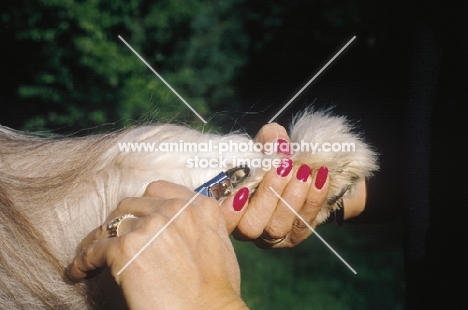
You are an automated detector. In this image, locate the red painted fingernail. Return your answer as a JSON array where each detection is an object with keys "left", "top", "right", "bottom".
[
  {"left": 314, "top": 166, "right": 328, "bottom": 190},
  {"left": 276, "top": 158, "right": 292, "bottom": 177},
  {"left": 233, "top": 187, "right": 249, "bottom": 211},
  {"left": 296, "top": 164, "right": 311, "bottom": 182},
  {"left": 277, "top": 139, "right": 292, "bottom": 155}
]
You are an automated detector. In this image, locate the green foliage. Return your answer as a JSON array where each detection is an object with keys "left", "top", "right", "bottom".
[
  {"left": 2, "top": 0, "right": 249, "bottom": 130},
  {"left": 234, "top": 221, "right": 405, "bottom": 310}
]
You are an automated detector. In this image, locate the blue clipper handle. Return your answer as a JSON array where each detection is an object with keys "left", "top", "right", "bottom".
[{"left": 194, "top": 171, "right": 229, "bottom": 198}]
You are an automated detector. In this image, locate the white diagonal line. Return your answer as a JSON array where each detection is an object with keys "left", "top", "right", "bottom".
[
  {"left": 268, "top": 36, "right": 356, "bottom": 123},
  {"left": 117, "top": 189, "right": 203, "bottom": 275},
  {"left": 118, "top": 35, "right": 208, "bottom": 124},
  {"left": 268, "top": 187, "right": 357, "bottom": 274}
]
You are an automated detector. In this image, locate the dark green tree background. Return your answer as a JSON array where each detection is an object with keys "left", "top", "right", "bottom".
[
  {"left": 1, "top": 0, "right": 391, "bottom": 131},
  {"left": 1, "top": 0, "right": 255, "bottom": 130}
]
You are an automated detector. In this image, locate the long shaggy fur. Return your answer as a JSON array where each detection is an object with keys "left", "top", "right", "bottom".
[{"left": 0, "top": 109, "right": 377, "bottom": 309}]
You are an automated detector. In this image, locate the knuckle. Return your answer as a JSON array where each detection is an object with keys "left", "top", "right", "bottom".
[
  {"left": 292, "top": 217, "right": 309, "bottom": 230},
  {"left": 168, "top": 197, "right": 186, "bottom": 207},
  {"left": 69, "top": 257, "right": 80, "bottom": 276},
  {"left": 116, "top": 197, "right": 137, "bottom": 212},
  {"left": 169, "top": 198, "right": 195, "bottom": 216},
  {"left": 259, "top": 176, "right": 287, "bottom": 198},
  {"left": 289, "top": 231, "right": 309, "bottom": 246},
  {"left": 305, "top": 196, "right": 323, "bottom": 211},
  {"left": 265, "top": 222, "right": 289, "bottom": 239},
  {"left": 145, "top": 180, "right": 169, "bottom": 196},
  {"left": 96, "top": 222, "right": 109, "bottom": 240},
  {"left": 81, "top": 244, "right": 95, "bottom": 267},
  {"left": 236, "top": 222, "right": 263, "bottom": 240},
  {"left": 117, "top": 233, "right": 142, "bottom": 259},
  {"left": 143, "top": 212, "right": 166, "bottom": 229},
  {"left": 281, "top": 191, "right": 303, "bottom": 207}
]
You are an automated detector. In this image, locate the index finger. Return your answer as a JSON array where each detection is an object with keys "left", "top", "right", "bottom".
[
  {"left": 68, "top": 238, "right": 117, "bottom": 281},
  {"left": 143, "top": 180, "right": 203, "bottom": 200}
]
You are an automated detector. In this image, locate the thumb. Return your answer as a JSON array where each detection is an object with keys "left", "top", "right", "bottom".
[
  {"left": 219, "top": 187, "right": 249, "bottom": 234},
  {"left": 254, "top": 123, "right": 291, "bottom": 155}
]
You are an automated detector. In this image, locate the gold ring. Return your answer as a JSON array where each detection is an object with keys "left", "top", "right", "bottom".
[
  {"left": 107, "top": 214, "right": 137, "bottom": 238},
  {"left": 259, "top": 232, "right": 286, "bottom": 245}
]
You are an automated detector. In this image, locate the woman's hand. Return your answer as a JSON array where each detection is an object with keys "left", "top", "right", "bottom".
[
  {"left": 233, "top": 123, "right": 367, "bottom": 248},
  {"left": 68, "top": 181, "right": 249, "bottom": 310}
]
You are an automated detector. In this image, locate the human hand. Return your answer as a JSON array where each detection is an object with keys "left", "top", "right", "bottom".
[
  {"left": 68, "top": 181, "right": 249, "bottom": 310},
  {"left": 233, "top": 123, "right": 367, "bottom": 248}
]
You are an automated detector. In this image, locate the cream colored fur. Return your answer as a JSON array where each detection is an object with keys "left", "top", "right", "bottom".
[{"left": 0, "top": 108, "right": 377, "bottom": 309}]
